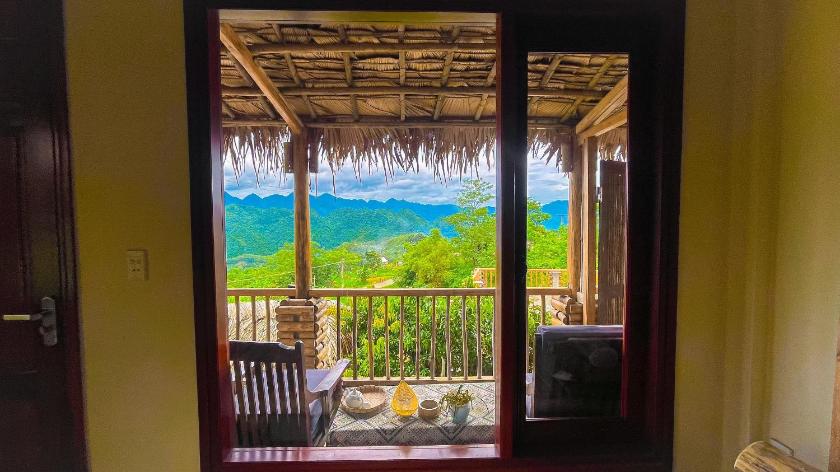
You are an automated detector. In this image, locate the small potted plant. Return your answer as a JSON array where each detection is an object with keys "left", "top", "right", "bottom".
[{"left": 440, "top": 385, "right": 474, "bottom": 424}]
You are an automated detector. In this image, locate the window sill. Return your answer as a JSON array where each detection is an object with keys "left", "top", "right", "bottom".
[{"left": 223, "top": 444, "right": 498, "bottom": 470}]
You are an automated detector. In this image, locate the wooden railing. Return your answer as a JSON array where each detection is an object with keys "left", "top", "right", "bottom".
[
  {"left": 472, "top": 268, "right": 569, "bottom": 288},
  {"left": 227, "top": 286, "right": 572, "bottom": 384}
]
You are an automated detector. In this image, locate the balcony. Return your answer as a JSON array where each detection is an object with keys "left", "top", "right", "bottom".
[{"left": 227, "top": 281, "right": 571, "bottom": 447}]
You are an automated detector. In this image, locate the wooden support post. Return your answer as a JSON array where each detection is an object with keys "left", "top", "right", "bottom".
[
  {"left": 581, "top": 137, "right": 598, "bottom": 324},
  {"left": 292, "top": 135, "right": 312, "bottom": 299},
  {"left": 567, "top": 139, "right": 582, "bottom": 294}
]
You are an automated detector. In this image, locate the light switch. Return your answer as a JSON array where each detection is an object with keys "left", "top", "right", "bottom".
[{"left": 126, "top": 250, "right": 148, "bottom": 281}]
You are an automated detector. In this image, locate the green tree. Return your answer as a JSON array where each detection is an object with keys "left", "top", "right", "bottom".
[
  {"left": 397, "top": 229, "right": 458, "bottom": 287},
  {"left": 526, "top": 198, "right": 568, "bottom": 270},
  {"left": 444, "top": 179, "right": 497, "bottom": 285}
]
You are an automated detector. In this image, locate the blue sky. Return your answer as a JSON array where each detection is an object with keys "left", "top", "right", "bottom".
[{"left": 224, "top": 154, "right": 569, "bottom": 204}]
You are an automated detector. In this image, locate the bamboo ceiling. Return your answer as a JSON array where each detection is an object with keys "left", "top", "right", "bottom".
[{"left": 219, "top": 18, "right": 629, "bottom": 180}]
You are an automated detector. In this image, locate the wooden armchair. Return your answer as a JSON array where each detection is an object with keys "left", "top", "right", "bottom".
[{"left": 229, "top": 340, "right": 350, "bottom": 447}]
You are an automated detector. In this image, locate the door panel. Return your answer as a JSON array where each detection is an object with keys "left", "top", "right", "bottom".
[
  {"left": 0, "top": 0, "right": 84, "bottom": 470},
  {"left": 0, "top": 132, "right": 29, "bottom": 309}
]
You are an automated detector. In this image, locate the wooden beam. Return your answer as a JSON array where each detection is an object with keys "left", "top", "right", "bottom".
[
  {"left": 562, "top": 55, "right": 617, "bottom": 121},
  {"left": 251, "top": 42, "right": 496, "bottom": 55},
  {"left": 433, "top": 27, "right": 458, "bottom": 122},
  {"left": 292, "top": 135, "right": 312, "bottom": 299},
  {"left": 222, "top": 84, "right": 602, "bottom": 99},
  {"left": 221, "top": 102, "right": 236, "bottom": 119},
  {"left": 398, "top": 26, "right": 406, "bottom": 122},
  {"left": 432, "top": 98, "right": 445, "bottom": 120},
  {"left": 337, "top": 26, "right": 358, "bottom": 122},
  {"left": 540, "top": 55, "right": 563, "bottom": 88},
  {"left": 577, "top": 109, "right": 627, "bottom": 140},
  {"left": 219, "top": 24, "right": 304, "bottom": 135},
  {"left": 567, "top": 138, "right": 582, "bottom": 294},
  {"left": 271, "top": 24, "right": 283, "bottom": 42},
  {"left": 529, "top": 54, "right": 563, "bottom": 114},
  {"left": 581, "top": 137, "right": 598, "bottom": 324},
  {"left": 282, "top": 52, "right": 317, "bottom": 120},
  {"left": 575, "top": 74, "right": 628, "bottom": 135},
  {"left": 224, "top": 118, "right": 573, "bottom": 130},
  {"left": 224, "top": 48, "right": 273, "bottom": 119},
  {"left": 474, "top": 61, "right": 496, "bottom": 121}
]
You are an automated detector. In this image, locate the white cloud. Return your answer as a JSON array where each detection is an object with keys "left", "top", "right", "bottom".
[{"left": 224, "top": 153, "right": 569, "bottom": 204}]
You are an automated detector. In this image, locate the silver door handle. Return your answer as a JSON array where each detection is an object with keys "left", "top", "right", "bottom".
[{"left": 1, "top": 297, "right": 58, "bottom": 346}]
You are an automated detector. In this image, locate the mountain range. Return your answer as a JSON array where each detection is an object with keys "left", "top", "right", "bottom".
[{"left": 224, "top": 192, "right": 568, "bottom": 260}]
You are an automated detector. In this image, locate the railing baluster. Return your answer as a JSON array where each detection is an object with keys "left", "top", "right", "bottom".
[
  {"left": 368, "top": 296, "right": 374, "bottom": 380},
  {"left": 384, "top": 296, "right": 390, "bottom": 380},
  {"left": 265, "top": 296, "right": 271, "bottom": 342},
  {"left": 491, "top": 294, "right": 496, "bottom": 372},
  {"left": 476, "top": 295, "right": 482, "bottom": 379},
  {"left": 526, "top": 315, "right": 532, "bottom": 376},
  {"left": 234, "top": 295, "right": 241, "bottom": 340},
  {"left": 445, "top": 296, "right": 452, "bottom": 381},
  {"left": 415, "top": 296, "right": 420, "bottom": 380},
  {"left": 250, "top": 296, "right": 257, "bottom": 341},
  {"left": 352, "top": 296, "right": 358, "bottom": 380},
  {"left": 541, "top": 294, "right": 547, "bottom": 326},
  {"left": 430, "top": 296, "right": 436, "bottom": 380},
  {"left": 336, "top": 296, "right": 341, "bottom": 359},
  {"left": 399, "top": 296, "right": 405, "bottom": 379},
  {"left": 461, "top": 295, "right": 468, "bottom": 380}
]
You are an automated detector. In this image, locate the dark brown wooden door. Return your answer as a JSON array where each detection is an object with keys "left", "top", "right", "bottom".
[{"left": 0, "top": 0, "right": 85, "bottom": 470}]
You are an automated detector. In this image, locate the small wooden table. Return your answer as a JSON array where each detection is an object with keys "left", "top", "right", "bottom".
[{"left": 327, "top": 382, "right": 495, "bottom": 447}]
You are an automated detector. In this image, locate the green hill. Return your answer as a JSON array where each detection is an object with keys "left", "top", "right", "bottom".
[{"left": 225, "top": 204, "right": 435, "bottom": 261}]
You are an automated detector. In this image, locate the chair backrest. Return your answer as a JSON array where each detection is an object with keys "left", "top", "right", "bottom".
[{"left": 229, "top": 340, "right": 311, "bottom": 446}]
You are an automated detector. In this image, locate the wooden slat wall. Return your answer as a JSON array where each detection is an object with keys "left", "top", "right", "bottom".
[{"left": 597, "top": 160, "right": 627, "bottom": 325}]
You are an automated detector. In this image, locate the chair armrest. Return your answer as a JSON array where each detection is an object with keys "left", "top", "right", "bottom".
[{"left": 309, "top": 359, "right": 350, "bottom": 394}]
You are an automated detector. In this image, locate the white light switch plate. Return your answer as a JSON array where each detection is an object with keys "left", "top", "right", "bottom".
[{"left": 126, "top": 250, "right": 148, "bottom": 281}]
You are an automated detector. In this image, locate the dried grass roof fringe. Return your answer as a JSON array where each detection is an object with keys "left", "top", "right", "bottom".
[
  {"left": 223, "top": 125, "right": 570, "bottom": 183},
  {"left": 599, "top": 127, "right": 628, "bottom": 161},
  {"left": 220, "top": 20, "right": 628, "bottom": 182},
  {"left": 223, "top": 126, "right": 290, "bottom": 183}
]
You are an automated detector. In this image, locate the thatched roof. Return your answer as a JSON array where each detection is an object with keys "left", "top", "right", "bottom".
[{"left": 219, "top": 17, "right": 629, "bottom": 180}]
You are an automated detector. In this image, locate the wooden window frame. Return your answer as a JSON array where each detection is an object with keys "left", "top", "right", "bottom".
[{"left": 183, "top": 1, "right": 685, "bottom": 471}]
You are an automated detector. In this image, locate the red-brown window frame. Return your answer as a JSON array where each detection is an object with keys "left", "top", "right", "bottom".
[{"left": 183, "top": 1, "right": 685, "bottom": 471}]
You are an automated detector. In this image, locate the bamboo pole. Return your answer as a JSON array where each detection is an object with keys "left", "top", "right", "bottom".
[
  {"left": 250, "top": 41, "right": 497, "bottom": 55},
  {"left": 568, "top": 139, "right": 582, "bottom": 294},
  {"left": 577, "top": 109, "right": 628, "bottom": 141},
  {"left": 292, "top": 136, "right": 312, "bottom": 299},
  {"left": 575, "top": 75, "right": 628, "bottom": 136},
  {"left": 581, "top": 137, "right": 598, "bottom": 324},
  {"left": 219, "top": 24, "right": 304, "bottom": 135},
  {"left": 222, "top": 85, "right": 604, "bottom": 100},
  {"left": 223, "top": 118, "right": 573, "bottom": 130}
]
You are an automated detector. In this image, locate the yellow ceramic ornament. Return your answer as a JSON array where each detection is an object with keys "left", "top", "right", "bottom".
[{"left": 390, "top": 380, "right": 419, "bottom": 417}]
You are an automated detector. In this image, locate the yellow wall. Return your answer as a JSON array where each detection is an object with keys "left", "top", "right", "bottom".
[
  {"left": 62, "top": 1, "right": 838, "bottom": 471},
  {"left": 64, "top": 1, "right": 200, "bottom": 470},
  {"left": 765, "top": 0, "right": 840, "bottom": 468}
]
